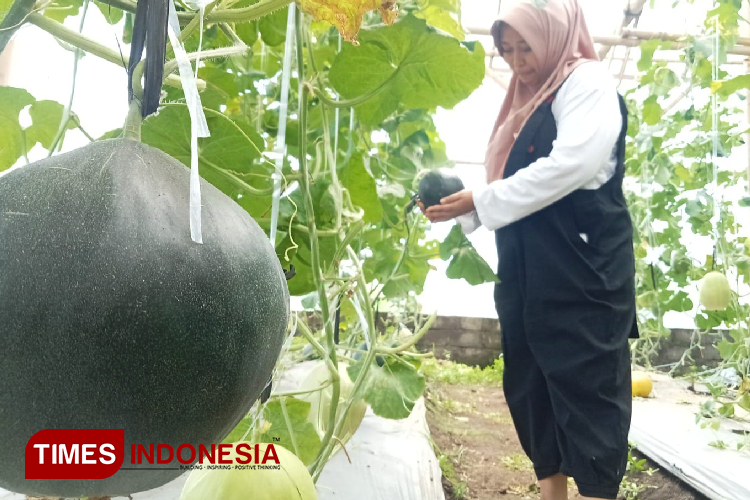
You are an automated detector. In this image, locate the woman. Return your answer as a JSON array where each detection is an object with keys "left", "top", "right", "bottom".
[{"left": 421, "top": 1, "right": 639, "bottom": 499}]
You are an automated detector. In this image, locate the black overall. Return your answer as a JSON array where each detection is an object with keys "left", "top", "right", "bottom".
[{"left": 495, "top": 91, "right": 638, "bottom": 499}]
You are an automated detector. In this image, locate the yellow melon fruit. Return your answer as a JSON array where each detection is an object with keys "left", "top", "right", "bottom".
[{"left": 632, "top": 372, "right": 653, "bottom": 398}]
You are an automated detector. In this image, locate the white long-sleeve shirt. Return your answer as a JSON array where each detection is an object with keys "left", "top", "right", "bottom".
[{"left": 457, "top": 61, "right": 623, "bottom": 234}]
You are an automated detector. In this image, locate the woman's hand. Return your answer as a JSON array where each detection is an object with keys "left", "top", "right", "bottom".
[{"left": 424, "top": 190, "right": 475, "bottom": 222}]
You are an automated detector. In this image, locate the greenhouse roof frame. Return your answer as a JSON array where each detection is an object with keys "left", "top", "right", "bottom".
[
  {"left": 463, "top": 0, "right": 750, "bottom": 190},
  {"left": 468, "top": 0, "right": 750, "bottom": 91}
]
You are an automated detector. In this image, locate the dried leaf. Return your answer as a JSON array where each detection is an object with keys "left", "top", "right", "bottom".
[{"left": 297, "top": 0, "right": 398, "bottom": 44}]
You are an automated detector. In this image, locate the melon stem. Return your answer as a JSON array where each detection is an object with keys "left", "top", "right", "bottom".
[
  {"left": 311, "top": 81, "right": 390, "bottom": 109},
  {"left": 292, "top": 8, "right": 344, "bottom": 478},
  {"left": 98, "top": 0, "right": 293, "bottom": 24},
  {"left": 123, "top": 101, "right": 143, "bottom": 141}
]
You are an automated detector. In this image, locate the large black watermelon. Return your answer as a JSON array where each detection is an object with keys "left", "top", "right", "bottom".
[{"left": 0, "top": 138, "right": 290, "bottom": 497}]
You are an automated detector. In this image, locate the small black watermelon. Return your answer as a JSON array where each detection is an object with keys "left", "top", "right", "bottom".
[{"left": 417, "top": 168, "right": 464, "bottom": 208}]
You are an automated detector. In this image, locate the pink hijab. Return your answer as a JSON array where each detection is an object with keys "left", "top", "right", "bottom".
[{"left": 485, "top": 0, "right": 598, "bottom": 182}]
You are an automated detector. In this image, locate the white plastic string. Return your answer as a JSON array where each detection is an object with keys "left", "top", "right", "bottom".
[
  {"left": 167, "top": 0, "right": 211, "bottom": 244},
  {"left": 182, "top": 0, "right": 211, "bottom": 73},
  {"left": 194, "top": 6, "right": 205, "bottom": 81},
  {"left": 269, "top": 4, "right": 297, "bottom": 247}
]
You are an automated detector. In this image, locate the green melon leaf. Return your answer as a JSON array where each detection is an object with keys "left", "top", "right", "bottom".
[
  {"left": 348, "top": 360, "right": 425, "bottom": 420},
  {"left": 141, "top": 104, "right": 271, "bottom": 218},
  {"left": 196, "top": 66, "right": 242, "bottom": 111},
  {"left": 0, "top": 0, "right": 13, "bottom": 23},
  {"left": 696, "top": 311, "right": 723, "bottom": 331},
  {"left": 43, "top": 0, "right": 82, "bottom": 22},
  {"left": 278, "top": 178, "right": 338, "bottom": 229},
  {"left": 236, "top": 20, "right": 259, "bottom": 47},
  {"left": 329, "top": 14, "right": 484, "bottom": 126},
  {"left": 0, "top": 88, "right": 68, "bottom": 171},
  {"left": 652, "top": 67, "right": 680, "bottom": 97},
  {"left": 0, "top": 86, "right": 35, "bottom": 171},
  {"left": 25, "top": 100, "right": 75, "bottom": 150},
  {"left": 164, "top": 64, "right": 249, "bottom": 114},
  {"left": 363, "top": 238, "right": 404, "bottom": 282},
  {"left": 712, "top": 74, "right": 750, "bottom": 96},
  {"left": 261, "top": 398, "right": 321, "bottom": 464},
  {"left": 415, "top": 5, "right": 464, "bottom": 40},
  {"left": 362, "top": 232, "right": 439, "bottom": 298},
  {"left": 285, "top": 234, "right": 338, "bottom": 296},
  {"left": 222, "top": 414, "right": 255, "bottom": 444},
  {"left": 654, "top": 163, "right": 671, "bottom": 185},
  {"left": 674, "top": 165, "right": 692, "bottom": 183},
  {"left": 738, "top": 393, "right": 750, "bottom": 412},
  {"left": 715, "top": 339, "right": 738, "bottom": 361},
  {"left": 274, "top": 233, "right": 317, "bottom": 296},
  {"left": 232, "top": 0, "right": 260, "bottom": 46},
  {"left": 96, "top": 2, "right": 123, "bottom": 24},
  {"left": 259, "top": 6, "right": 288, "bottom": 46},
  {"left": 183, "top": 23, "right": 233, "bottom": 53},
  {"left": 665, "top": 290, "right": 693, "bottom": 313},
  {"left": 123, "top": 11, "right": 133, "bottom": 43},
  {"left": 339, "top": 153, "right": 383, "bottom": 224},
  {"left": 642, "top": 96, "right": 663, "bottom": 126},
  {"left": 707, "top": 2, "right": 741, "bottom": 28},
  {"left": 634, "top": 244, "right": 648, "bottom": 259},
  {"left": 300, "top": 291, "right": 319, "bottom": 310},
  {"left": 637, "top": 40, "right": 661, "bottom": 72},
  {"left": 439, "top": 224, "right": 497, "bottom": 286}
]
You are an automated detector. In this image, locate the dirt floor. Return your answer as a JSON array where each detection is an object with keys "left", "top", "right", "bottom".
[{"left": 425, "top": 381, "right": 711, "bottom": 500}]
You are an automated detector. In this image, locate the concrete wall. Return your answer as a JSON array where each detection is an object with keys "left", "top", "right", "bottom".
[
  {"left": 417, "top": 321, "right": 730, "bottom": 369},
  {"left": 649, "top": 328, "right": 728, "bottom": 372},
  {"left": 298, "top": 311, "right": 504, "bottom": 366},
  {"left": 296, "top": 311, "right": 502, "bottom": 365},
  {"left": 297, "top": 311, "right": 728, "bottom": 369},
  {"left": 415, "top": 315, "right": 502, "bottom": 367}
]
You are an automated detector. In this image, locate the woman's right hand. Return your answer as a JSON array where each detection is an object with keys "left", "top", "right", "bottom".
[{"left": 417, "top": 200, "right": 441, "bottom": 223}]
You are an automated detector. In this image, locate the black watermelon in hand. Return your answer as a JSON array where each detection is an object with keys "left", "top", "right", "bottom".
[{"left": 418, "top": 168, "right": 465, "bottom": 208}]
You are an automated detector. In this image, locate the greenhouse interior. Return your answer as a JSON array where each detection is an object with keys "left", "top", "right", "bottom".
[{"left": 1, "top": 0, "right": 749, "bottom": 499}]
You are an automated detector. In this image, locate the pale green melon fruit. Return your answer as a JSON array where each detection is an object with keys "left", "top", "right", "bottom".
[
  {"left": 180, "top": 443, "right": 317, "bottom": 500},
  {"left": 299, "top": 362, "right": 368, "bottom": 449},
  {"left": 699, "top": 271, "right": 732, "bottom": 311}
]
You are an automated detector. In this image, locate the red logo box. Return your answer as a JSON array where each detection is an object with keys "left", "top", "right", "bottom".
[{"left": 25, "top": 429, "right": 125, "bottom": 480}]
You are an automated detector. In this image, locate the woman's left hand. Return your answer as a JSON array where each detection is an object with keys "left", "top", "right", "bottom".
[{"left": 424, "top": 190, "right": 475, "bottom": 222}]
